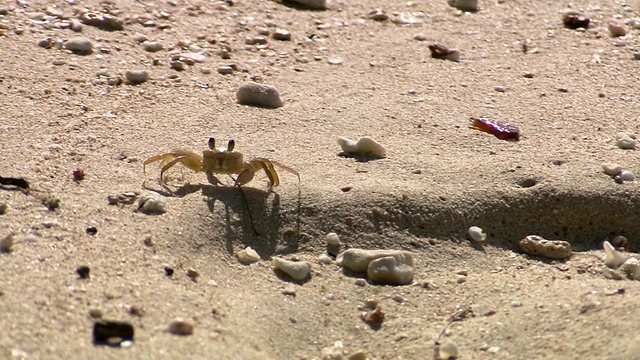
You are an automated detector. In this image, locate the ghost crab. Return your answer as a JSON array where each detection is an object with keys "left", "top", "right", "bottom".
[{"left": 143, "top": 137, "right": 299, "bottom": 191}]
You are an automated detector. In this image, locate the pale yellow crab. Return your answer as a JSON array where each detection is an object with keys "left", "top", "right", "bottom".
[{"left": 144, "top": 138, "right": 299, "bottom": 190}]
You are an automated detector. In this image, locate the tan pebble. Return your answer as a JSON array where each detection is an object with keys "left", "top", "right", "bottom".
[
  {"left": 519, "top": 235, "right": 572, "bottom": 259},
  {"left": 0, "top": 234, "right": 14, "bottom": 253},
  {"left": 438, "top": 340, "right": 459, "bottom": 359},
  {"left": 609, "top": 21, "right": 627, "bottom": 37},
  {"left": 168, "top": 320, "right": 194, "bottom": 335},
  {"left": 337, "top": 248, "right": 413, "bottom": 273},
  {"left": 236, "top": 247, "right": 260, "bottom": 264},
  {"left": 367, "top": 256, "right": 415, "bottom": 285},
  {"left": 186, "top": 268, "right": 200, "bottom": 280},
  {"left": 602, "top": 163, "right": 623, "bottom": 176},
  {"left": 236, "top": 82, "right": 283, "bottom": 108}
]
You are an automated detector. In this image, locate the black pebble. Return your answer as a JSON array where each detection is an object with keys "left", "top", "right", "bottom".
[
  {"left": 86, "top": 226, "right": 98, "bottom": 235},
  {"left": 77, "top": 265, "right": 90, "bottom": 279}
]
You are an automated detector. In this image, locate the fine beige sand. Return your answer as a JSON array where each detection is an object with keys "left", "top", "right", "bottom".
[{"left": 2, "top": 0, "right": 640, "bottom": 359}]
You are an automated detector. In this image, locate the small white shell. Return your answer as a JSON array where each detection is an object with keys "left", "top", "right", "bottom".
[
  {"left": 603, "top": 240, "right": 627, "bottom": 269},
  {"left": 467, "top": 226, "right": 487, "bottom": 242},
  {"left": 337, "top": 136, "right": 386, "bottom": 156}
]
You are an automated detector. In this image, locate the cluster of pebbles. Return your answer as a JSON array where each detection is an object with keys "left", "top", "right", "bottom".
[{"left": 242, "top": 232, "right": 416, "bottom": 287}]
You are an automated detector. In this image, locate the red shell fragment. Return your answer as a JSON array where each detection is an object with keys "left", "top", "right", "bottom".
[{"left": 471, "top": 117, "right": 521, "bottom": 141}]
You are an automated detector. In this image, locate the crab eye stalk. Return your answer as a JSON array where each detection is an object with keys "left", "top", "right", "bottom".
[
  {"left": 208, "top": 137, "right": 215, "bottom": 150},
  {"left": 227, "top": 139, "right": 235, "bottom": 152}
]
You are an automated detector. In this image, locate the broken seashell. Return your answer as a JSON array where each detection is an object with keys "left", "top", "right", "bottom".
[
  {"left": 236, "top": 247, "right": 260, "bottom": 264},
  {"left": 467, "top": 226, "right": 487, "bottom": 242},
  {"left": 603, "top": 241, "right": 627, "bottom": 269},
  {"left": 620, "top": 257, "right": 640, "bottom": 280},
  {"left": 337, "top": 136, "right": 386, "bottom": 156}
]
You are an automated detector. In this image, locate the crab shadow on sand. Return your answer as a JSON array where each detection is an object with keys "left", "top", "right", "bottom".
[{"left": 143, "top": 180, "right": 301, "bottom": 257}]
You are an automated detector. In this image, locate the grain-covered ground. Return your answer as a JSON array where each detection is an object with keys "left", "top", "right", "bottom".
[{"left": 1, "top": 0, "right": 640, "bottom": 359}]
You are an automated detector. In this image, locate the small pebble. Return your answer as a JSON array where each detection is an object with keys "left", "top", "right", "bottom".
[
  {"left": 125, "top": 70, "right": 149, "bottom": 84},
  {"left": 186, "top": 268, "right": 200, "bottom": 280},
  {"left": 620, "top": 257, "right": 640, "bottom": 280},
  {"left": 236, "top": 82, "right": 284, "bottom": 108},
  {"left": 355, "top": 278, "right": 367, "bottom": 287},
  {"left": 348, "top": 350, "right": 367, "bottom": 360},
  {"left": 86, "top": 226, "right": 98, "bottom": 235},
  {"left": 337, "top": 136, "right": 386, "bottom": 157},
  {"left": 164, "top": 266, "right": 174, "bottom": 276},
  {"left": 618, "top": 170, "right": 635, "bottom": 182},
  {"left": 245, "top": 36, "right": 268, "bottom": 45},
  {"left": 602, "top": 163, "right": 623, "bottom": 176},
  {"left": 326, "top": 232, "right": 341, "bottom": 246},
  {"left": 282, "top": 285, "right": 297, "bottom": 296},
  {"left": 616, "top": 132, "right": 636, "bottom": 150},
  {"left": 367, "top": 256, "right": 415, "bottom": 285},
  {"left": 327, "top": 57, "right": 343, "bottom": 65},
  {"left": 42, "top": 195, "right": 61, "bottom": 211},
  {"left": 64, "top": 37, "right": 93, "bottom": 53},
  {"left": 285, "top": 0, "right": 327, "bottom": 9},
  {"left": 217, "top": 65, "right": 233, "bottom": 75},
  {"left": 447, "top": 0, "right": 478, "bottom": 11},
  {"left": 138, "top": 193, "right": 166, "bottom": 214},
  {"left": 142, "top": 41, "right": 163, "bottom": 52},
  {"left": 608, "top": 21, "right": 627, "bottom": 37},
  {"left": 236, "top": 246, "right": 260, "bottom": 264},
  {"left": 73, "top": 168, "right": 85, "bottom": 181},
  {"left": 0, "top": 203, "right": 7, "bottom": 215},
  {"left": 70, "top": 18, "right": 83, "bottom": 32},
  {"left": 179, "top": 52, "right": 206, "bottom": 63},
  {"left": 79, "top": 12, "right": 124, "bottom": 31},
  {"left": 562, "top": 10, "right": 590, "bottom": 29},
  {"left": 170, "top": 61, "right": 187, "bottom": 71},
  {"left": 368, "top": 9, "right": 388, "bottom": 21},
  {"left": 76, "top": 265, "right": 90, "bottom": 279},
  {"left": 494, "top": 86, "right": 505, "bottom": 92},
  {"left": 317, "top": 254, "right": 333, "bottom": 264},
  {"left": 361, "top": 304, "right": 385, "bottom": 325},
  {"left": 89, "top": 309, "right": 103, "bottom": 318},
  {"left": 413, "top": 33, "right": 427, "bottom": 41},
  {"left": 467, "top": 226, "right": 487, "bottom": 242},
  {"left": 272, "top": 258, "right": 311, "bottom": 281},
  {"left": 272, "top": 28, "right": 291, "bottom": 41},
  {"left": 168, "top": 320, "right": 194, "bottom": 335},
  {"left": 37, "top": 37, "right": 53, "bottom": 48},
  {"left": 0, "top": 234, "right": 14, "bottom": 253},
  {"left": 337, "top": 248, "right": 413, "bottom": 273},
  {"left": 519, "top": 235, "right": 572, "bottom": 259}
]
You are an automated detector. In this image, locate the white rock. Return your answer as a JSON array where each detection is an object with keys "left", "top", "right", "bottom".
[
  {"left": 602, "top": 163, "right": 623, "bottom": 176},
  {"left": 609, "top": 21, "right": 627, "bottom": 37},
  {"left": 236, "top": 82, "right": 283, "bottom": 108},
  {"left": 64, "top": 37, "right": 93, "bottom": 53},
  {"left": 467, "top": 226, "right": 487, "bottom": 242},
  {"left": 603, "top": 240, "right": 627, "bottom": 268},
  {"left": 620, "top": 257, "right": 640, "bottom": 280},
  {"left": 337, "top": 248, "right": 414, "bottom": 273},
  {"left": 142, "top": 41, "right": 163, "bottom": 52},
  {"left": 236, "top": 247, "right": 260, "bottom": 264},
  {"left": 272, "top": 258, "right": 311, "bottom": 281},
  {"left": 317, "top": 254, "right": 333, "bottom": 264},
  {"left": 179, "top": 52, "right": 206, "bottom": 63},
  {"left": 337, "top": 136, "right": 386, "bottom": 156},
  {"left": 619, "top": 170, "right": 635, "bottom": 182},
  {"left": 125, "top": 70, "right": 149, "bottom": 84},
  {"left": 447, "top": 0, "right": 478, "bottom": 11},
  {"left": 616, "top": 132, "right": 636, "bottom": 150},
  {"left": 367, "top": 256, "right": 414, "bottom": 285},
  {"left": 326, "top": 232, "right": 340, "bottom": 246},
  {"left": 138, "top": 193, "right": 166, "bottom": 214},
  {"left": 519, "top": 235, "right": 572, "bottom": 259}
]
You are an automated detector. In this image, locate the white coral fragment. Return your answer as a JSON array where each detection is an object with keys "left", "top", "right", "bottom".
[
  {"left": 603, "top": 241, "right": 627, "bottom": 269},
  {"left": 621, "top": 257, "right": 640, "bottom": 280},
  {"left": 337, "top": 136, "right": 386, "bottom": 156}
]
